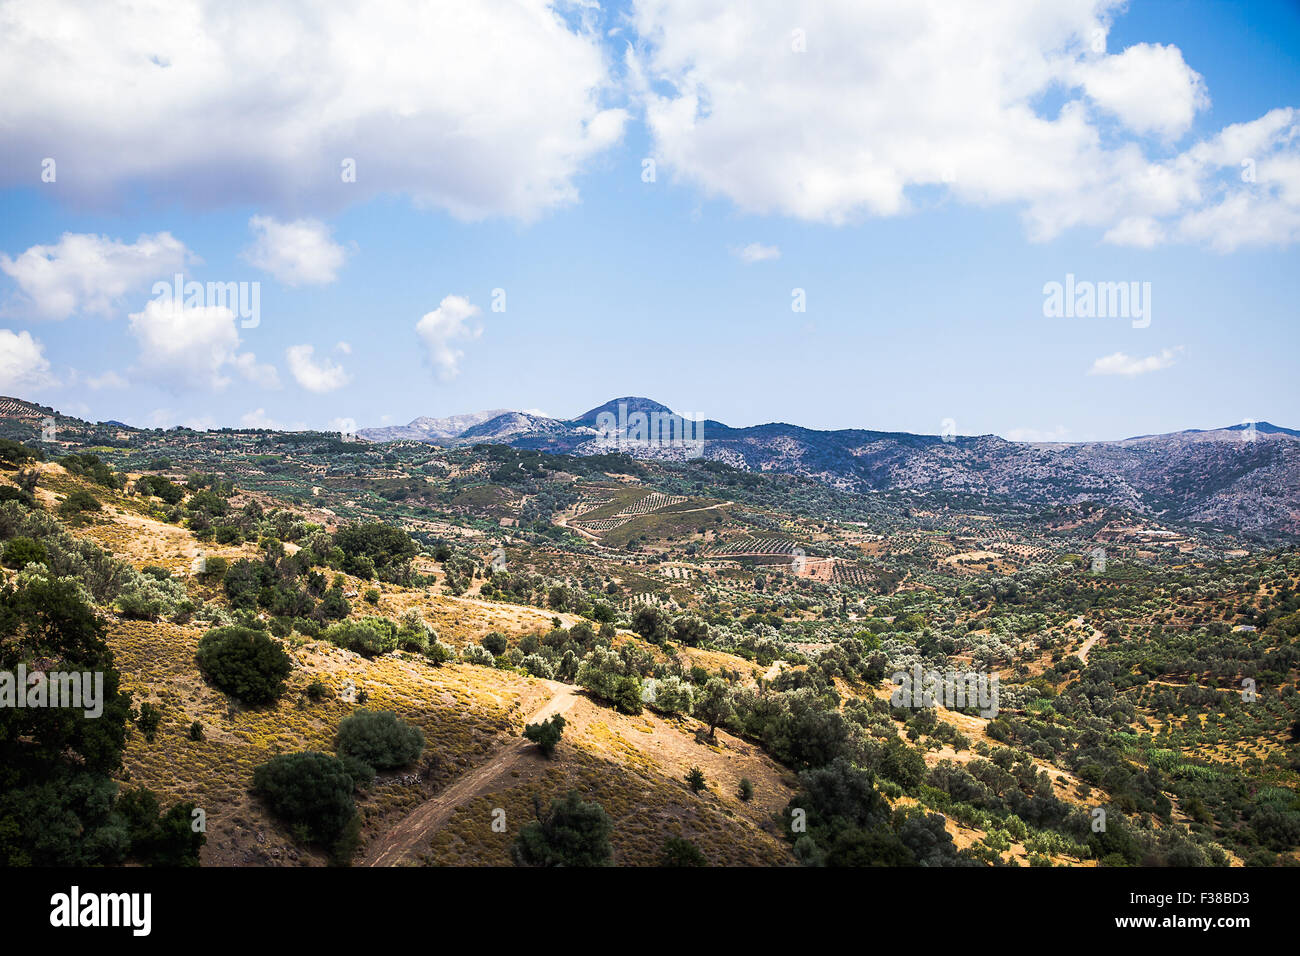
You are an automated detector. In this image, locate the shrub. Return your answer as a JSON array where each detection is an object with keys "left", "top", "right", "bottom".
[
  {"left": 2, "top": 536, "right": 47, "bottom": 569},
  {"left": 426, "top": 639, "right": 456, "bottom": 666},
  {"left": 363, "top": 588, "right": 379, "bottom": 605},
  {"left": 195, "top": 626, "right": 293, "bottom": 704},
  {"left": 252, "top": 752, "right": 358, "bottom": 849},
  {"left": 335, "top": 709, "right": 424, "bottom": 770},
  {"left": 685, "top": 766, "right": 707, "bottom": 793},
  {"left": 512, "top": 792, "right": 612, "bottom": 867},
  {"left": 58, "top": 489, "right": 102, "bottom": 519},
  {"left": 213, "top": 525, "right": 243, "bottom": 545},
  {"left": 523, "top": 715, "right": 565, "bottom": 757},
  {"left": 481, "top": 631, "right": 508, "bottom": 656},
  {"left": 462, "top": 643, "right": 496, "bottom": 666},
  {"left": 114, "top": 571, "right": 192, "bottom": 621},
  {"left": 660, "top": 836, "right": 706, "bottom": 866},
  {"left": 649, "top": 675, "right": 694, "bottom": 715},
  {"left": 137, "top": 702, "right": 162, "bottom": 742},
  {"left": 197, "top": 555, "right": 228, "bottom": 582},
  {"left": 322, "top": 617, "right": 399, "bottom": 656},
  {"left": 738, "top": 777, "right": 755, "bottom": 802}
]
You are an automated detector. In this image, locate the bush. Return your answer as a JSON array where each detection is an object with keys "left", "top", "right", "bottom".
[
  {"left": 196, "top": 626, "right": 293, "bottom": 704},
  {"left": 137, "top": 702, "right": 162, "bottom": 742},
  {"left": 660, "top": 836, "right": 706, "bottom": 866},
  {"left": 58, "top": 454, "right": 120, "bottom": 489},
  {"left": 197, "top": 555, "right": 228, "bottom": 582},
  {"left": 462, "top": 643, "right": 496, "bottom": 666},
  {"left": 685, "top": 766, "right": 707, "bottom": 793},
  {"left": 2, "top": 536, "right": 47, "bottom": 569},
  {"left": 649, "top": 675, "right": 694, "bottom": 715},
  {"left": 252, "top": 752, "right": 358, "bottom": 849},
  {"left": 322, "top": 617, "right": 399, "bottom": 656},
  {"left": 523, "top": 715, "right": 565, "bottom": 757},
  {"left": 114, "top": 571, "right": 192, "bottom": 621},
  {"left": 335, "top": 709, "right": 424, "bottom": 770},
  {"left": 481, "top": 631, "right": 508, "bottom": 656},
  {"left": 738, "top": 777, "right": 754, "bottom": 802},
  {"left": 58, "top": 489, "right": 102, "bottom": 519},
  {"left": 426, "top": 639, "right": 456, "bottom": 666},
  {"left": 512, "top": 792, "right": 612, "bottom": 867},
  {"left": 363, "top": 588, "right": 379, "bottom": 605}
]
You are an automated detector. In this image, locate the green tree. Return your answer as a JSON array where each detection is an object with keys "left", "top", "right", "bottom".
[
  {"left": 695, "top": 678, "right": 734, "bottom": 740},
  {"left": 335, "top": 709, "right": 424, "bottom": 770},
  {"left": 660, "top": 836, "right": 706, "bottom": 866},
  {"left": 685, "top": 766, "right": 707, "bottom": 793},
  {"left": 523, "top": 714, "right": 565, "bottom": 757},
  {"left": 196, "top": 625, "right": 293, "bottom": 705},
  {"left": 511, "top": 791, "right": 613, "bottom": 867}
]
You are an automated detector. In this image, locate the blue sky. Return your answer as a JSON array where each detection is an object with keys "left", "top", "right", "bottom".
[{"left": 0, "top": 0, "right": 1296, "bottom": 441}]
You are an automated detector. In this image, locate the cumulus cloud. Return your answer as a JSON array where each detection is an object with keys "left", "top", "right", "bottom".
[
  {"left": 416, "top": 295, "right": 482, "bottom": 379},
  {"left": 630, "top": 0, "right": 1300, "bottom": 248},
  {"left": 243, "top": 217, "right": 347, "bottom": 285},
  {"left": 285, "top": 343, "right": 351, "bottom": 393},
  {"left": 1089, "top": 347, "right": 1182, "bottom": 377},
  {"left": 0, "top": 0, "right": 626, "bottom": 220},
  {"left": 127, "top": 297, "right": 275, "bottom": 390},
  {"left": 734, "top": 242, "right": 781, "bottom": 263},
  {"left": 1073, "top": 42, "right": 1208, "bottom": 139},
  {"left": 0, "top": 232, "right": 191, "bottom": 319},
  {"left": 0, "top": 328, "right": 55, "bottom": 392}
]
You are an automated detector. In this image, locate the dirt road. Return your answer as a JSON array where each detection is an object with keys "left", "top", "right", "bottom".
[
  {"left": 1074, "top": 618, "right": 1104, "bottom": 664},
  {"left": 363, "top": 682, "right": 581, "bottom": 867}
]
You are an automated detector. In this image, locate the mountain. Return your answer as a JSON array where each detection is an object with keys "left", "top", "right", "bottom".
[
  {"left": 458, "top": 411, "right": 572, "bottom": 443},
  {"left": 356, "top": 409, "right": 511, "bottom": 443},
  {"left": 362, "top": 398, "right": 1300, "bottom": 538}
]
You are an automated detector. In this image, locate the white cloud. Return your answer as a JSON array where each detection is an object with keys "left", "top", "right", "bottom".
[
  {"left": 0, "top": 232, "right": 190, "bottom": 319},
  {"left": 243, "top": 217, "right": 347, "bottom": 285},
  {"left": 735, "top": 242, "right": 781, "bottom": 263},
  {"left": 630, "top": 0, "right": 1300, "bottom": 248},
  {"left": 240, "top": 408, "right": 279, "bottom": 428},
  {"left": 0, "top": 329, "right": 55, "bottom": 392},
  {"left": 1089, "top": 347, "right": 1182, "bottom": 377},
  {"left": 1073, "top": 43, "right": 1208, "bottom": 140},
  {"left": 285, "top": 343, "right": 351, "bottom": 393},
  {"left": 0, "top": 1, "right": 625, "bottom": 220},
  {"left": 416, "top": 295, "right": 482, "bottom": 379},
  {"left": 87, "top": 370, "right": 129, "bottom": 389},
  {"left": 335, "top": 341, "right": 352, "bottom": 354},
  {"left": 128, "top": 297, "right": 274, "bottom": 390},
  {"left": 233, "top": 352, "right": 281, "bottom": 390},
  {"left": 1103, "top": 216, "right": 1165, "bottom": 248}
]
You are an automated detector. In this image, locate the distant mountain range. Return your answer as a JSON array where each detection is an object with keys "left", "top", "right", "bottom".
[{"left": 359, "top": 397, "right": 1300, "bottom": 538}]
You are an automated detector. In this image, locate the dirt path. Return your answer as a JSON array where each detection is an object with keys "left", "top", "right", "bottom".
[
  {"left": 1077, "top": 627, "right": 1104, "bottom": 664},
  {"left": 363, "top": 682, "right": 580, "bottom": 867}
]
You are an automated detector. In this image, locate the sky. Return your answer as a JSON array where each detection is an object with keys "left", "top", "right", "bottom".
[{"left": 0, "top": 0, "right": 1296, "bottom": 442}]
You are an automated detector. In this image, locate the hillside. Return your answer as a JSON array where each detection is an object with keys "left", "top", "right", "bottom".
[{"left": 1, "top": 395, "right": 1298, "bottom": 870}]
